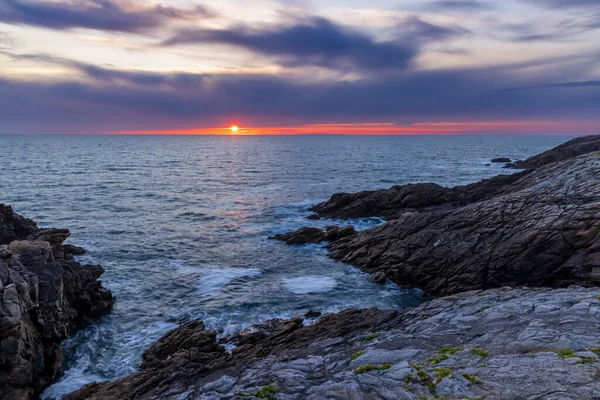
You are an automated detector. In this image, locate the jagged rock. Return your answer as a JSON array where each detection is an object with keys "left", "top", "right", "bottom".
[
  {"left": 270, "top": 225, "right": 356, "bottom": 245},
  {"left": 369, "top": 271, "right": 388, "bottom": 283},
  {"left": 0, "top": 205, "right": 38, "bottom": 245},
  {"left": 66, "top": 288, "right": 600, "bottom": 400},
  {"left": 0, "top": 206, "right": 113, "bottom": 400},
  {"left": 66, "top": 308, "right": 397, "bottom": 400},
  {"left": 325, "top": 152, "right": 600, "bottom": 295},
  {"left": 304, "top": 310, "right": 322, "bottom": 318}
]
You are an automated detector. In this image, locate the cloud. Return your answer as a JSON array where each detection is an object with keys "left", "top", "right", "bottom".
[
  {"left": 522, "top": 0, "right": 600, "bottom": 8},
  {"left": 396, "top": 16, "right": 470, "bottom": 41},
  {"left": 1, "top": 52, "right": 599, "bottom": 133},
  {"left": 163, "top": 16, "right": 423, "bottom": 71},
  {"left": 425, "top": 0, "right": 491, "bottom": 11},
  {"left": 0, "top": 0, "right": 213, "bottom": 33},
  {"left": 163, "top": 15, "right": 468, "bottom": 71}
]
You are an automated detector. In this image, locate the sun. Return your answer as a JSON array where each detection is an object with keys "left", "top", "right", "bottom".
[{"left": 229, "top": 125, "right": 239, "bottom": 134}]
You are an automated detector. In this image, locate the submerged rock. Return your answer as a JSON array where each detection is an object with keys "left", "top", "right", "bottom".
[
  {"left": 66, "top": 287, "right": 600, "bottom": 400},
  {"left": 0, "top": 206, "right": 113, "bottom": 400}
]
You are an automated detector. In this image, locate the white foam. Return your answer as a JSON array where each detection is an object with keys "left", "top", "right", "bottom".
[
  {"left": 283, "top": 275, "right": 338, "bottom": 294},
  {"left": 197, "top": 267, "right": 262, "bottom": 296}
]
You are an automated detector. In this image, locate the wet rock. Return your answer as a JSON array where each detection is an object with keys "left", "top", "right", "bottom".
[
  {"left": 304, "top": 310, "right": 322, "bottom": 318},
  {"left": 0, "top": 206, "right": 113, "bottom": 400},
  {"left": 491, "top": 157, "right": 511, "bottom": 163},
  {"left": 270, "top": 225, "right": 356, "bottom": 245},
  {"left": 369, "top": 271, "right": 388, "bottom": 283}
]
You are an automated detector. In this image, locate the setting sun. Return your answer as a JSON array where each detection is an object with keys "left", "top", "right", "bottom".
[{"left": 230, "top": 125, "right": 239, "bottom": 134}]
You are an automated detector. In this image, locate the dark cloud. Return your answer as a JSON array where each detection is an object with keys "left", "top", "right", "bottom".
[
  {"left": 0, "top": 0, "right": 213, "bottom": 33},
  {"left": 164, "top": 17, "right": 423, "bottom": 71},
  {"left": 1, "top": 54, "right": 599, "bottom": 133},
  {"left": 163, "top": 16, "right": 468, "bottom": 71}
]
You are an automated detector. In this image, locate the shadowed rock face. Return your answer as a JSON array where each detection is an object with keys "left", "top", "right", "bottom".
[
  {"left": 0, "top": 207, "right": 113, "bottom": 400},
  {"left": 66, "top": 287, "right": 600, "bottom": 400}
]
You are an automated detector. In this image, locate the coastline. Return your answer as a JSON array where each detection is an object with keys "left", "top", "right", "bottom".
[
  {"left": 2, "top": 135, "right": 599, "bottom": 399},
  {"left": 66, "top": 135, "right": 600, "bottom": 399}
]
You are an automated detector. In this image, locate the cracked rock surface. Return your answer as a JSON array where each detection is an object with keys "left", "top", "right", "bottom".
[
  {"left": 324, "top": 152, "right": 600, "bottom": 296},
  {"left": 0, "top": 205, "right": 113, "bottom": 400},
  {"left": 67, "top": 287, "right": 600, "bottom": 400}
]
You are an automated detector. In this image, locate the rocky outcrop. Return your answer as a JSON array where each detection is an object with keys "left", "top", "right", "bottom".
[
  {"left": 269, "top": 225, "right": 355, "bottom": 245},
  {"left": 506, "top": 134, "right": 600, "bottom": 169},
  {"left": 277, "top": 137, "right": 600, "bottom": 296},
  {"left": 0, "top": 206, "right": 113, "bottom": 400},
  {"left": 310, "top": 135, "right": 600, "bottom": 220},
  {"left": 323, "top": 152, "right": 600, "bottom": 296},
  {"left": 491, "top": 157, "right": 511, "bottom": 163},
  {"left": 0, "top": 205, "right": 38, "bottom": 245},
  {"left": 309, "top": 173, "right": 528, "bottom": 220},
  {"left": 66, "top": 308, "right": 398, "bottom": 400},
  {"left": 67, "top": 287, "right": 600, "bottom": 399}
]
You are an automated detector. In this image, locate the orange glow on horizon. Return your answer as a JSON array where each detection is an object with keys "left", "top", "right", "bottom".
[{"left": 113, "top": 120, "right": 600, "bottom": 136}]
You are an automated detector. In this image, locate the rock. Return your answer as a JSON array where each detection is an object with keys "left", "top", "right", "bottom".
[
  {"left": 304, "top": 310, "right": 322, "bottom": 318},
  {"left": 508, "top": 134, "right": 600, "bottom": 170},
  {"left": 306, "top": 214, "right": 321, "bottom": 220},
  {"left": 0, "top": 205, "right": 113, "bottom": 400},
  {"left": 491, "top": 157, "right": 511, "bottom": 163},
  {"left": 369, "top": 271, "right": 387, "bottom": 283},
  {"left": 310, "top": 136, "right": 600, "bottom": 221},
  {"left": 270, "top": 225, "right": 356, "bottom": 245},
  {"left": 66, "top": 308, "right": 397, "bottom": 400},
  {"left": 322, "top": 152, "right": 600, "bottom": 296},
  {"left": 276, "top": 138, "right": 600, "bottom": 296},
  {"left": 65, "top": 288, "right": 600, "bottom": 400},
  {"left": 0, "top": 205, "right": 38, "bottom": 245}
]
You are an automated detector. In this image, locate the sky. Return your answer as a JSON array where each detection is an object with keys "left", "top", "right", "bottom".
[{"left": 1, "top": 0, "right": 600, "bottom": 135}]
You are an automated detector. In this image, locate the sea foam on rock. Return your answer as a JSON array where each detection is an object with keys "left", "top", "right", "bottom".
[{"left": 0, "top": 205, "right": 113, "bottom": 400}]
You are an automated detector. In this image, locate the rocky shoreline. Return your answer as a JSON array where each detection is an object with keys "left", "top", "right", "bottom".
[
  {"left": 0, "top": 205, "right": 113, "bottom": 400},
  {"left": 4, "top": 135, "right": 600, "bottom": 400}
]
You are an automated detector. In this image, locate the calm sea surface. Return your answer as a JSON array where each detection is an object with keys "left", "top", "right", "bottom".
[{"left": 0, "top": 134, "right": 572, "bottom": 398}]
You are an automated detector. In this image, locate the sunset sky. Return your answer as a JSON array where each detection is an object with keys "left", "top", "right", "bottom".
[{"left": 1, "top": 0, "right": 600, "bottom": 135}]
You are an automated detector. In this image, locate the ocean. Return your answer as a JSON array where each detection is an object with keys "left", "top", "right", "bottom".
[{"left": 0, "top": 134, "right": 572, "bottom": 398}]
